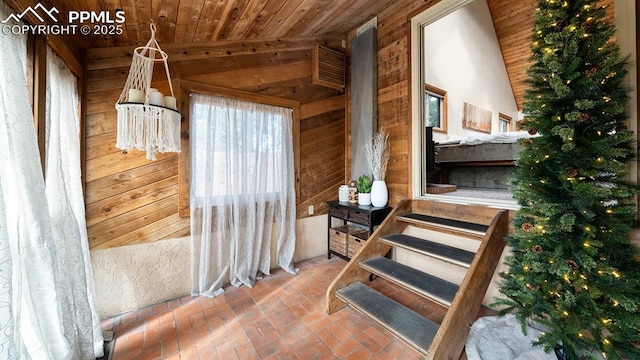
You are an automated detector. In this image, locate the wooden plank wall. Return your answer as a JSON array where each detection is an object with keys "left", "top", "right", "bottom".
[
  {"left": 297, "top": 95, "right": 347, "bottom": 218},
  {"left": 85, "top": 41, "right": 345, "bottom": 250}
]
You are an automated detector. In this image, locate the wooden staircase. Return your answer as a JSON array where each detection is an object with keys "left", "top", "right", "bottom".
[{"left": 326, "top": 199, "right": 510, "bottom": 359}]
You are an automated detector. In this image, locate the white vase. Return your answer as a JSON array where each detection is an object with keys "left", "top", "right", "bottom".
[
  {"left": 358, "top": 193, "right": 371, "bottom": 206},
  {"left": 371, "top": 180, "right": 388, "bottom": 207}
]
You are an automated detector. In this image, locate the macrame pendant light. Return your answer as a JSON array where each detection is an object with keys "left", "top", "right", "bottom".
[{"left": 115, "top": 23, "right": 180, "bottom": 160}]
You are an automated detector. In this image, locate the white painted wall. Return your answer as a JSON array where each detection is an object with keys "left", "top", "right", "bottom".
[
  {"left": 91, "top": 215, "right": 328, "bottom": 318},
  {"left": 423, "top": 0, "right": 519, "bottom": 143}
]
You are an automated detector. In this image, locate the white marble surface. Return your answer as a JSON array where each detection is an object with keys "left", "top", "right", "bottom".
[{"left": 466, "top": 315, "right": 556, "bottom": 360}]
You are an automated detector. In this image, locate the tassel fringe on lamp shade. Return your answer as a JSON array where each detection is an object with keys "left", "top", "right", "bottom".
[{"left": 115, "top": 23, "right": 181, "bottom": 160}]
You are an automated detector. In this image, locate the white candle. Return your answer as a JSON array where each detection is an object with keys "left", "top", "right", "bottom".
[
  {"left": 163, "top": 96, "right": 177, "bottom": 109},
  {"left": 149, "top": 91, "right": 164, "bottom": 106},
  {"left": 128, "top": 89, "right": 145, "bottom": 103}
]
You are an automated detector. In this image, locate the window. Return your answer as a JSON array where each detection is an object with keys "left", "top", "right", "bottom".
[
  {"left": 498, "top": 113, "right": 512, "bottom": 133},
  {"left": 189, "top": 93, "right": 293, "bottom": 205},
  {"left": 424, "top": 83, "right": 447, "bottom": 132}
]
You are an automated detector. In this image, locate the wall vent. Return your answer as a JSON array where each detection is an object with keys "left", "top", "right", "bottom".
[{"left": 312, "top": 45, "right": 346, "bottom": 90}]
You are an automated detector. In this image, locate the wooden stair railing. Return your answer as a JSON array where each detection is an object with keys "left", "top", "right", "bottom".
[{"left": 325, "top": 199, "right": 509, "bottom": 359}]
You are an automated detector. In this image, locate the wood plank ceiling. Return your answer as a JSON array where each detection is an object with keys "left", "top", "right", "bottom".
[
  {"left": 25, "top": 0, "right": 416, "bottom": 47},
  {"left": 7, "top": 0, "right": 616, "bottom": 110}
]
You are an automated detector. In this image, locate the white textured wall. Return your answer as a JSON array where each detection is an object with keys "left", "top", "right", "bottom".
[
  {"left": 91, "top": 215, "right": 328, "bottom": 318},
  {"left": 91, "top": 236, "right": 192, "bottom": 318},
  {"left": 424, "top": 0, "right": 519, "bottom": 143},
  {"left": 294, "top": 214, "right": 328, "bottom": 261}
]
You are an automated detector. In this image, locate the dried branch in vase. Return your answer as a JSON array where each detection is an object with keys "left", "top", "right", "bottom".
[{"left": 364, "top": 129, "right": 390, "bottom": 181}]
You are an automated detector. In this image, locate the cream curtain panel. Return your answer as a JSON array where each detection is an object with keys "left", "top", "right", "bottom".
[
  {"left": 45, "top": 47, "right": 104, "bottom": 358},
  {"left": 190, "top": 93, "right": 297, "bottom": 297},
  {"left": 0, "top": 2, "right": 102, "bottom": 357}
]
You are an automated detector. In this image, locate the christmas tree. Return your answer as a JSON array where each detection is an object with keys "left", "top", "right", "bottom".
[{"left": 494, "top": 0, "right": 640, "bottom": 359}]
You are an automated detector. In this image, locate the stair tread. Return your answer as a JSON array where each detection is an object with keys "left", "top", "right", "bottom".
[
  {"left": 336, "top": 282, "right": 439, "bottom": 353},
  {"left": 380, "top": 233, "right": 475, "bottom": 267},
  {"left": 399, "top": 213, "right": 488, "bottom": 234},
  {"left": 360, "top": 256, "right": 458, "bottom": 306}
]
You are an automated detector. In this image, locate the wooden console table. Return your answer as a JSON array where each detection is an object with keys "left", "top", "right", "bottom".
[{"left": 326, "top": 201, "right": 392, "bottom": 260}]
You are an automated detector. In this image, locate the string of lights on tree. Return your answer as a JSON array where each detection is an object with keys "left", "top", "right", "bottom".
[{"left": 493, "top": 1, "right": 640, "bottom": 359}]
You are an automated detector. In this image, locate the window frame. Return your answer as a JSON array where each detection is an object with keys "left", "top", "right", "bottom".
[
  {"left": 498, "top": 112, "right": 512, "bottom": 133},
  {"left": 423, "top": 83, "right": 447, "bottom": 133}
]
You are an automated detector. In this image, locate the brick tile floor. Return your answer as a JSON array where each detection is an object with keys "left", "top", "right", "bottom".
[{"left": 102, "top": 255, "right": 491, "bottom": 359}]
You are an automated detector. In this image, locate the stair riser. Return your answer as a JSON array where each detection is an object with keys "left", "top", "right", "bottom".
[
  {"left": 403, "top": 225, "right": 481, "bottom": 253},
  {"left": 398, "top": 218, "right": 485, "bottom": 240},
  {"left": 393, "top": 248, "right": 467, "bottom": 286}
]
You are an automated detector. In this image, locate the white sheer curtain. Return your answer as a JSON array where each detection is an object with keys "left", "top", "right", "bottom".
[
  {"left": 0, "top": 1, "right": 102, "bottom": 357},
  {"left": 45, "top": 47, "right": 103, "bottom": 358},
  {"left": 190, "top": 93, "right": 297, "bottom": 297}
]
